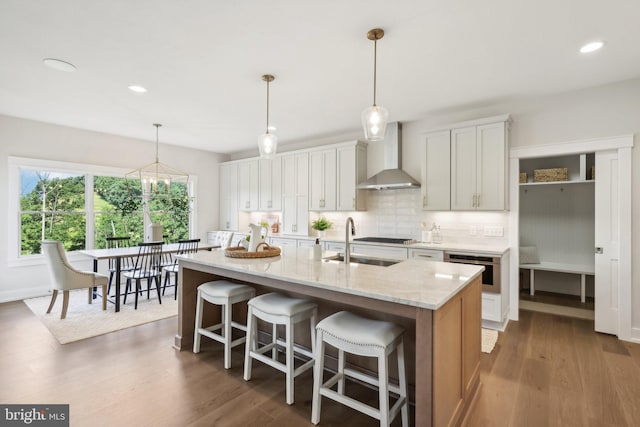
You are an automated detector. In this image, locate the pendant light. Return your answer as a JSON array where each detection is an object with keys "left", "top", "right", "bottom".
[
  {"left": 258, "top": 74, "right": 278, "bottom": 159},
  {"left": 126, "top": 123, "right": 189, "bottom": 195},
  {"left": 361, "top": 28, "right": 389, "bottom": 141}
]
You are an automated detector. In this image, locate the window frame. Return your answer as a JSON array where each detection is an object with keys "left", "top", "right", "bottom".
[{"left": 8, "top": 156, "right": 196, "bottom": 266}]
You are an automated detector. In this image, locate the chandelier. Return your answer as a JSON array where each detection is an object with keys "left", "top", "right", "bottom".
[{"left": 126, "top": 123, "right": 189, "bottom": 196}]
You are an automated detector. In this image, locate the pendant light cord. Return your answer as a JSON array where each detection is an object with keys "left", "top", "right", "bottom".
[
  {"left": 373, "top": 38, "right": 377, "bottom": 107},
  {"left": 265, "top": 79, "right": 270, "bottom": 134}
]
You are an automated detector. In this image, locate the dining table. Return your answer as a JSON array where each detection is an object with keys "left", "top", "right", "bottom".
[{"left": 79, "top": 242, "right": 220, "bottom": 312}]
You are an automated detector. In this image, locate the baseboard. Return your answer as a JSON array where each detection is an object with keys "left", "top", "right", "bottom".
[
  {"left": 629, "top": 326, "right": 640, "bottom": 343},
  {"left": 0, "top": 286, "right": 50, "bottom": 303},
  {"left": 482, "top": 317, "right": 508, "bottom": 332}
]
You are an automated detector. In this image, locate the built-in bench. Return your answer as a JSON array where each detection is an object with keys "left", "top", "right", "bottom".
[{"left": 520, "top": 262, "right": 595, "bottom": 303}]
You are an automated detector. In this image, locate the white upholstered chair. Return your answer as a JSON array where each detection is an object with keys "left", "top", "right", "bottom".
[{"left": 41, "top": 240, "right": 109, "bottom": 319}]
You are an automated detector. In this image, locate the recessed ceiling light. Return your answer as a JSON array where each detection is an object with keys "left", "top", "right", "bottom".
[
  {"left": 579, "top": 41, "right": 604, "bottom": 54},
  {"left": 128, "top": 85, "right": 148, "bottom": 93},
  {"left": 43, "top": 58, "right": 76, "bottom": 72}
]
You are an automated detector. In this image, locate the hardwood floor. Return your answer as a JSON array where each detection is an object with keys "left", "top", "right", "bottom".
[{"left": 2, "top": 300, "right": 640, "bottom": 426}]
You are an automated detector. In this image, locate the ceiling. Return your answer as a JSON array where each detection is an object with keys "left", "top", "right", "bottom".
[{"left": 1, "top": 0, "right": 639, "bottom": 155}]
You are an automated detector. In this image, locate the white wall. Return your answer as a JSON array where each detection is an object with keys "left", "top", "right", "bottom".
[{"left": 0, "top": 115, "right": 227, "bottom": 302}]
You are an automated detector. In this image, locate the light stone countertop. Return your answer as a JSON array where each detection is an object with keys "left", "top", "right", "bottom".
[{"left": 180, "top": 246, "right": 484, "bottom": 311}]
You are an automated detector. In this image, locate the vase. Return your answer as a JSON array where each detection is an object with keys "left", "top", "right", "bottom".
[
  {"left": 146, "top": 222, "right": 163, "bottom": 242},
  {"left": 316, "top": 230, "right": 325, "bottom": 238}
]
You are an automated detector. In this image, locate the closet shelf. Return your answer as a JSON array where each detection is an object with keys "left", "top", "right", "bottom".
[{"left": 520, "top": 180, "right": 595, "bottom": 187}]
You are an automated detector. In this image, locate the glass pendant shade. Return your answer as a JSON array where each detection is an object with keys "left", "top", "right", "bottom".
[
  {"left": 361, "top": 104, "right": 389, "bottom": 141},
  {"left": 258, "top": 132, "right": 278, "bottom": 159}
]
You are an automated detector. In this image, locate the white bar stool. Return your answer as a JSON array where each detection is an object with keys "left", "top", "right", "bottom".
[
  {"left": 193, "top": 280, "right": 256, "bottom": 369},
  {"left": 243, "top": 292, "right": 318, "bottom": 405},
  {"left": 311, "top": 311, "right": 408, "bottom": 427}
]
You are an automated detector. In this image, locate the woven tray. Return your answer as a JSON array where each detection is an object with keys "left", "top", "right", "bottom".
[{"left": 224, "top": 242, "right": 281, "bottom": 258}]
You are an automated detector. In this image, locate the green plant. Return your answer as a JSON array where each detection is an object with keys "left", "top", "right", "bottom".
[{"left": 311, "top": 217, "right": 333, "bottom": 231}]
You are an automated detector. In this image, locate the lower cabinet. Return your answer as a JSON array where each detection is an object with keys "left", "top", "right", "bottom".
[
  {"left": 408, "top": 248, "right": 444, "bottom": 261},
  {"left": 481, "top": 292, "right": 504, "bottom": 323}
]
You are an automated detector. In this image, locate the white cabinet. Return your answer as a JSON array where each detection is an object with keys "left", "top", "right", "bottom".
[
  {"left": 238, "top": 159, "right": 259, "bottom": 211},
  {"left": 324, "top": 241, "right": 346, "bottom": 252},
  {"left": 337, "top": 142, "right": 367, "bottom": 211},
  {"left": 421, "top": 131, "right": 451, "bottom": 211},
  {"left": 269, "top": 237, "right": 298, "bottom": 248},
  {"left": 282, "top": 153, "right": 309, "bottom": 235},
  {"left": 309, "top": 148, "right": 337, "bottom": 211},
  {"left": 258, "top": 157, "right": 282, "bottom": 211},
  {"left": 408, "top": 248, "right": 444, "bottom": 261},
  {"left": 350, "top": 244, "right": 408, "bottom": 260},
  {"left": 451, "top": 121, "right": 507, "bottom": 211},
  {"left": 219, "top": 163, "right": 238, "bottom": 230}
]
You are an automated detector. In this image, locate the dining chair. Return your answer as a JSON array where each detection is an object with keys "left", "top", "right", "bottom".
[
  {"left": 122, "top": 242, "right": 163, "bottom": 309},
  {"left": 41, "top": 240, "right": 109, "bottom": 319},
  {"left": 162, "top": 238, "right": 200, "bottom": 299},
  {"left": 105, "top": 236, "right": 136, "bottom": 296}
]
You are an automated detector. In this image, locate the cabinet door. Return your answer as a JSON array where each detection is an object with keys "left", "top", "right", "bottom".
[
  {"left": 422, "top": 131, "right": 451, "bottom": 211},
  {"left": 476, "top": 122, "right": 506, "bottom": 210},
  {"left": 337, "top": 145, "right": 367, "bottom": 211},
  {"left": 238, "top": 160, "right": 259, "bottom": 211},
  {"left": 451, "top": 127, "right": 477, "bottom": 210},
  {"left": 219, "top": 163, "right": 238, "bottom": 230},
  {"left": 309, "top": 149, "right": 336, "bottom": 211},
  {"left": 259, "top": 157, "right": 282, "bottom": 211}
]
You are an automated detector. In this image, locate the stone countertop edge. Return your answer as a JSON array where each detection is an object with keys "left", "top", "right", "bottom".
[{"left": 179, "top": 247, "right": 485, "bottom": 311}]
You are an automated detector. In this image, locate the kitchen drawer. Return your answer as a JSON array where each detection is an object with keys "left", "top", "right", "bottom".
[
  {"left": 481, "top": 292, "right": 501, "bottom": 322},
  {"left": 350, "top": 244, "right": 408, "bottom": 260},
  {"left": 408, "top": 248, "right": 444, "bottom": 261},
  {"left": 269, "top": 237, "right": 297, "bottom": 247},
  {"left": 325, "top": 242, "right": 346, "bottom": 252},
  {"left": 297, "top": 239, "right": 316, "bottom": 248}
]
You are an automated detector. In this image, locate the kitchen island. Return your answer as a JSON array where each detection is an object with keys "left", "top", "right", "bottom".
[{"left": 175, "top": 247, "right": 484, "bottom": 427}]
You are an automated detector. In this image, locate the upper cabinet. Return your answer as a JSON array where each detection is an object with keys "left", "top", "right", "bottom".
[
  {"left": 258, "top": 157, "right": 282, "bottom": 211},
  {"left": 422, "top": 115, "right": 509, "bottom": 211},
  {"left": 219, "top": 163, "right": 238, "bottom": 230},
  {"left": 421, "top": 131, "right": 451, "bottom": 211},
  {"left": 337, "top": 142, "right": 367, "bottom": 211},
  {"left": 238, "top": 159, "right": 259, "bottom": 211},
  {"left": 309, "top": 148, "right": 337, "bottom": 211},
  {"left": 282, "top": 152, "right": 309, "bottom": 235}
]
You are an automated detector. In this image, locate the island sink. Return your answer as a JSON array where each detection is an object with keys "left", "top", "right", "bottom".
[{"left": 322, "top": 254, "right": 400, "bottom": 267}]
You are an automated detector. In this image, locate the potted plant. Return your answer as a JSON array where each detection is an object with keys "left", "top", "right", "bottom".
[{"left": 311, "top": 217, "right": 333, "bottom": 238}]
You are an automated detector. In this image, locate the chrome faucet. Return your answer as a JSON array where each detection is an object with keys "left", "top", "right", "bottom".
[{"left": 344, "top": 217, "right": 356, "bottom": 264}]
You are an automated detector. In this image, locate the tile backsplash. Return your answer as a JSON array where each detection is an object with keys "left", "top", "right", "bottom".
[{"left": 309, "top": 189, "right": 509, "bottom": 244}]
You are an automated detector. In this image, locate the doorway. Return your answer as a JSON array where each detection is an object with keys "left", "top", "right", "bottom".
[{"left": 508, "top": 136, "right": 633, "bottom": 340}]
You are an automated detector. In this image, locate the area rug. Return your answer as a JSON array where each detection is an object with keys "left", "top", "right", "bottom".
[
  {"left": 481, "top": 328, "right": 499, "bottom": 354},
  {"left": 23, "top": 288, "right": 178, "bottom": 344}
]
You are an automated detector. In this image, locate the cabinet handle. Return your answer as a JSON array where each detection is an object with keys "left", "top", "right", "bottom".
[
  {"left": 423, "top": 195, "right": 427, "bottom": 207},
  {"left": 477, "top": 194, "right": 481, "bottom": 207},
  {"left": 472, "top": 194, "right": 477, "bottom": 208},
  {"left": 267, "top": 200, "right": 272, "bottom": 208},
  {"left": 353, "top": 197, "right": 356, "bottom": 208},
  {"left": 417, "top": 254, "right": 433, "bottom": 258}
]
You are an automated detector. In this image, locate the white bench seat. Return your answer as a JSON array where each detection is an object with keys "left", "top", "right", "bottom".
[{"left": 520, "top": 262, "right": 594, "bottom": 303}]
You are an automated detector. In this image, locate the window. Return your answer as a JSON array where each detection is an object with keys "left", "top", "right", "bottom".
[{"left": 9, "top": 157, "right": 195, "bottom": 260}]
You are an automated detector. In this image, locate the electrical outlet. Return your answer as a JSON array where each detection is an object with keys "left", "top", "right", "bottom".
[
  {"left": 469, "top": 225, "right": 477, "bottom": 236},
  {"left": 483, "top": 226, "right": 504, "bottom": 237}
]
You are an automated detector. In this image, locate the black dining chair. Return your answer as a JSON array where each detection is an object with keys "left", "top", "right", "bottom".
[
  {"left": 162, "top": 238, "right": 200, "bottom": 299},
  {"left": 105, "top": 236, "right": 138, "bottom": 296},
  {"left": 123, "top": 242, "right": 164, "bottom": 309}
]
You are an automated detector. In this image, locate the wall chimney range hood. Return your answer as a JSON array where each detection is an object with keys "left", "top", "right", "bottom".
[{"left": 358, "top": 122, "right": 421, "bottom": 190}]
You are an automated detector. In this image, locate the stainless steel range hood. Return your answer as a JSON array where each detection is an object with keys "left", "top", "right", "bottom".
[{"left": 357, "top": 122, "right": 421, "bottom": 190}]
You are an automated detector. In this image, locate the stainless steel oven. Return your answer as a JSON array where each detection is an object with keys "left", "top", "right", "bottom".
[{"left": 444, "top": 252, "right": 501, "bottom": 293}]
